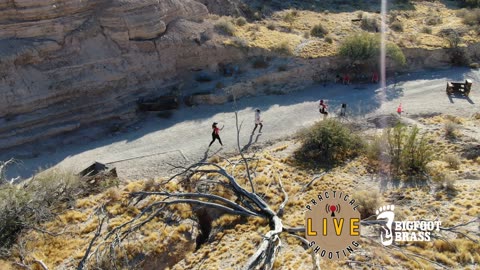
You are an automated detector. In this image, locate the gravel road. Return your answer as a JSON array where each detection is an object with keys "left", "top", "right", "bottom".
[{"left": 2, "top": 67, "right": 478, "bottom": 180}]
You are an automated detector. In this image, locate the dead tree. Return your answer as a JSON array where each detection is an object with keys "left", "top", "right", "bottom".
[{"left": 78, "top": 108, "right": 297, "bottom": 270}]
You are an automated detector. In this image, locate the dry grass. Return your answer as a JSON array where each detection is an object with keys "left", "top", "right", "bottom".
[
  {"left": 3, "top": 114, "right": 479, "bottom": 269},
  {"left": 213, "top": 1, "right": 479, "bottom": 58}
]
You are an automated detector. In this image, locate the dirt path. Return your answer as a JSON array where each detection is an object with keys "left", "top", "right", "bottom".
[{"left": 2, "top": 67, "right": 479, "bottom": 180}]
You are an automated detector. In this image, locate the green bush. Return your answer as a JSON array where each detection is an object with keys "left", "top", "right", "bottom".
[
  {"left": 214, "top": 19, "right": 236, "bottom": 36},
  {"left": 385, "top": 124, "right": 433, "bottom": 178},
  {"left": 294, "top": 119, "right": 365, "bottom": 167},
  {"left": 310, "top": 23, "right": 328, "bottom": 38},
  {"left": 339, "top": 33, "right": 406, "bottom": 67}
]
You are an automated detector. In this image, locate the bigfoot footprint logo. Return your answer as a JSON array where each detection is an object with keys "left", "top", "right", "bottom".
[{"left": 376, "top": 205, "right": 395, "bottom": 246}]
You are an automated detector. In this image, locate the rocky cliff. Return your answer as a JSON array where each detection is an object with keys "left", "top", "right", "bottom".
[{"left": 0, "top": 0, "right": 246, "bottom": 151}]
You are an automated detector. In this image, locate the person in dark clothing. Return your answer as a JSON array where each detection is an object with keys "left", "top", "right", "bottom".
[
  {"left": 319, "top": 99, "right": 328, "bottom": 119},
  {"left": 209, "top": 122, "right": 224, "bottom": 147}
]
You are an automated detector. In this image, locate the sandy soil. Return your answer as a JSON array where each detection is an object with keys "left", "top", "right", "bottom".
[{"left": 2, "top": 67, "right": 479, "bottom": 181}]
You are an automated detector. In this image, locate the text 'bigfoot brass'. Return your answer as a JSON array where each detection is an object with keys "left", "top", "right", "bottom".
[{"left": 305, "top": 190, "right": 361, "bottom": 260}]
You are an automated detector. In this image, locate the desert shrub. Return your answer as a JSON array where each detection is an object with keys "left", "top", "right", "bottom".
[
  {"left": 294, "top": 119, "right": 365, "bottom": 167},
  {"left": 214, "top": 19, "right": 236, "bottom": 36},
  {"left": 354, "top": 190, "right": 381, "bottom": 219},
  {"left": 267, "top": 22, "right": 276, "bottom": 30},
  {"left": 231, "top": 37, "right": 249, "bottom": 48},
  {"left": 385, "top": 124, "right": 433, "bottom": 178},
  {"left": 444, "top": 121, "right": 458, "bottom": 139},
  {"left": 432, "top": 172, "right": 457, "bottom": 192},
  {"left": 0, "top": 169, "right": 84, "bottom": 251},
  {"left": 235, "top": 17, "right": 247, "bottom": 26},
  {"left": 273, "top": 41, "right": 293, "bottom": 55},
  {"left": 390, "top": 21, "right": 404, "bottom": 32},
  {"left": 310, "top": 23, "right": 328, "bottom": 38},
  {"left": 443, "top": 154, "right": 461, "bottom": 170},
  {"left": 462, "top": 8, "right": 480, "bottom": 26},
  {"left": 283, "top": 10, "right": 298, "bottom": 25},
  {"left": 339, "top": 33, "right": 406, "bottom": 67},
  {"left": 303, "top": 31, "right": 310, "bottom": 39},
  {"left": 426, "top": 16, "right": 442, "bottom": 25},
  {"left": 361, "top": 16, "right": 379, "bottom": 32},
  {"left": 325, "top": 35, "right": 333, "bottom": 44},
  {"left": 421, "top": 26, "right": 433, "bottom": 34}
]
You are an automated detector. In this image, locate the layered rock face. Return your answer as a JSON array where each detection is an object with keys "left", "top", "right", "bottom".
[{"left": 0, "top": 0, "right": 243, "bottom": 150}]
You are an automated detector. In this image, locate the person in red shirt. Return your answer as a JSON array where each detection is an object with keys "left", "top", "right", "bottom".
[
  {"left": 372, "top": 71, "right": 379, "bottom": 83},
  {"left": 343, "top": 74, "right": 350, "bottom": 85},
  {"left": 209, "top": 122, "right": 224, "bottom": 147},
  {"left": 319, "top": 100, "right": 328, "bottom": 119}
]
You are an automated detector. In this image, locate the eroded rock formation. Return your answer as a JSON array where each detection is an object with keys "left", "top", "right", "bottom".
[{"left": 0, "top": 0, "right": 244, "bottom": 150}]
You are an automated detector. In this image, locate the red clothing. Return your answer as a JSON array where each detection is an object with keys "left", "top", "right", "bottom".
[
  {"left": 213, "top": 127, "right": 220, "bottom": 135},
  {"left": 372, "top": 72, "right": 378, "bottom": 82}
]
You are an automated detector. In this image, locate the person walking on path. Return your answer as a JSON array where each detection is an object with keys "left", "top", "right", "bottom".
[
  {"left": 252, "top": 109, "right": 263, "bottom": 133},
  {"left": 319, "top": 100, "right": 328, "bottom": 119},
  {"left": 209, "top": 122, "right": 224, "bottom": 147}
]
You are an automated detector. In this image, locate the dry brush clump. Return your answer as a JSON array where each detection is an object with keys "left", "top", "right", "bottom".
[
  {"left": 294, "top": 119, "right": 365, "bottom": 168},
  {"left": 0, "top": 168, "right": 85, "bottom": 254}
]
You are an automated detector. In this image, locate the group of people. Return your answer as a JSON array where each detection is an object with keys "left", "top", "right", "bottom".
[
  {"left": 208, "top": 101, "right": 346, "bottom": 147},
  {"left": 208, "top": 109, "right": 264, "bottom": 147}
]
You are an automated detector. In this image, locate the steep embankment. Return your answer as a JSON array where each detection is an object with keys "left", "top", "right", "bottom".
[{"left": 0, "top": 0, "right": 244, "bottom": 151}]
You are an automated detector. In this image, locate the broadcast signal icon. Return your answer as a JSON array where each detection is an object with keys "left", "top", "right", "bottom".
[{"left": 326, "top": 204, "right": 341, "bottom": 217}]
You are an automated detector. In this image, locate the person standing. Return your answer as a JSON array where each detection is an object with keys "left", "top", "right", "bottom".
[
  {"left": 319, "top": 100, "right": 328, "bottom": 119},
  {"left": 372, "top": 71, "right": 379, "bottom": 83},
  {"left": 209, "top": 122, "right": 224, "bottom": 147},
  {"left": 252, "top": 109, "right": 263, "bottom": 133},
  {"left": 343, "top": 74, "right": 351, "bottom": 85}
]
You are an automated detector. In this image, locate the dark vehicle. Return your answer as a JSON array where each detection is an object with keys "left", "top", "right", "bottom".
[
  {"left": 446, "top": 79, "right": 472, "bottom": 96},
  {"left": 137, "top": 95, "right": 179, "bottom": 111}
]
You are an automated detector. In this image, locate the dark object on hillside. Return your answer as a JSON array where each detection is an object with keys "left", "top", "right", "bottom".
[
  {"left": 78, "top": 162, "right": 118, "bottom": 192},
  {"left": 137, "top": 96, "right": 179, "bottom": 111},
  {"left": 446, "top": 79, "right": 472, "bottom": 96},
  {"left": 218, "top": 63, "right": 238, "bottom": 77},
  {"left": 78, "top": 162, "right": 116, "bottom": 178},
  {"left": 195, "top": 72, "right": 213, "bottom": 82},
  {"left": 184, "top": 91, "right": 213, "bottom": 107}
]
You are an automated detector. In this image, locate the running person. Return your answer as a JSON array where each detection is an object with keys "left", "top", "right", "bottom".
[
  {"left": 252, "top": 109, "right": 263, "bottom": 133},
  {"left": 209, "top": 122, "right": 224, "bottom": 147},
  {"left": 319, "top": 100, "right": 328, "bottom": 119}
]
